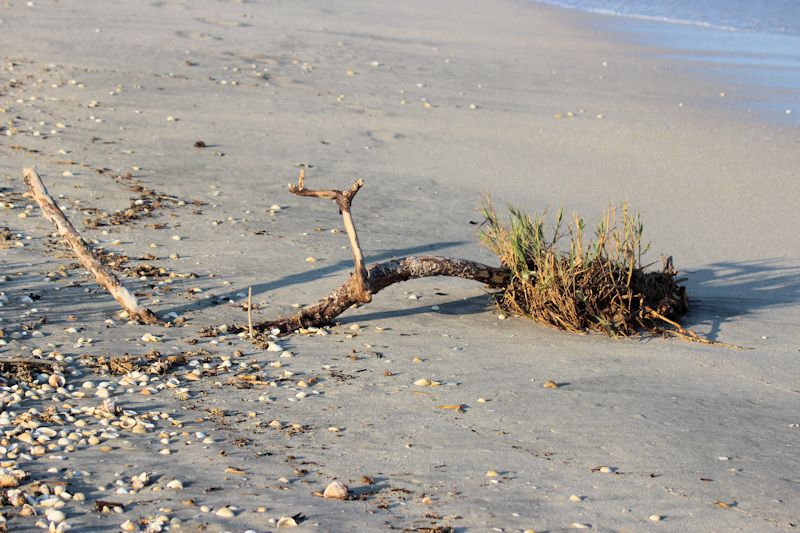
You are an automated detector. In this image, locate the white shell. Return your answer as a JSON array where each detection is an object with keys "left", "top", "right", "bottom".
[{"left": 322, "top": 480, "right": 349, "bottom": 500}]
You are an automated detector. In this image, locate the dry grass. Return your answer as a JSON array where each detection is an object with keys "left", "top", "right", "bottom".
[{"left": 480, "top": 199, "right": 688, "bottom": 337}]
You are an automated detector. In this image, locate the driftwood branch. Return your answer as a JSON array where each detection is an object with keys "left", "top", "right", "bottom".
[
  {"left": 289, "top": 170, "right": 371, "bottom": 303},
  {"left": 22, "top": 167, "right": 161, "bottom": 325},
  {"left": 257, "top": 256, "right": 509, "bottom": 335}
]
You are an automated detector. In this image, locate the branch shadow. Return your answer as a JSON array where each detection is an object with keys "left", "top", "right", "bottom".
[
  {"left": 339, "top": 293, "right": 494, "bottom": 325},
  {"left": 161, "top": 240, "right": 468, "bottom": 317},
  {"left": 683, "top": 259, "right": 800, "bottom": 340}
]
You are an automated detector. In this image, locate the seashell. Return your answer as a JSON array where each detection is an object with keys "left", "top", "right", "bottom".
[
  {"left": 276, "top": 516, "right": 298, "bottom": 528},
  {"left": 266, "top": 341, "right": 283, "bottom": 352},
  {"left": 131, "top": 472, "right": 150, "bottom": 490},
  {"left": 215, "top": 507, "right": 234, "bottom": 518},
  {"left": 38, "top": 427, "right": 57, "bottom": 438},
  {"left": 166, "top": 479, "right": 183, "bottom": 490},
  {"left": 48, "top": 374, "right": 65, "bottom": 388},
  {"left": 322, "top": 480, "right": 349, "bottom": 500},
  {"left": 101, "top": 399, "right": 122, "bottom": 416},
  {"left": 120, "top": 520, "right": 138, "bottom": 532},
  {"left": 19, "top": 503, "right": 36, "bottom": 516},
  {"left": 119, "top": 418, "right": 136, "bottom": 430},
  {"left": 45, "top": 508, "right": 66, "bottom": 522},
  {"left": 543, "top": 380, "right": 558, "bottom": 389},
  {"left": 413, "top": 378, "right": 431, "bottom": 387},
  {"left": 8, "top": 488, "right": 25, "bottom": 506}
]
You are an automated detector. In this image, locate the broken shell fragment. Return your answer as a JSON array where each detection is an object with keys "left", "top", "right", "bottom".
[
  {"left": 0, "top": 474, "right": 20, "bottom": 488},
  {"left": 322, "top": 480, "right": 349, "bottom": 500}
]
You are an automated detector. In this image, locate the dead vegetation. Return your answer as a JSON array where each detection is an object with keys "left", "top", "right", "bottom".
[{"left": 480, "top": 200, "right": 687, "bottom": 336}]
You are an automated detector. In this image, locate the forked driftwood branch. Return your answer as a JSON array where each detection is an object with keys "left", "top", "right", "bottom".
[
  {"left": 22, "top": 167, "right": 161, "bottom": 325},
  {"left": 289, "top": 169, "right": 371, "bottom": 303},
  {"left": 257, "top": 173, "right": 509, "bottom": 336},
  {"left": 261, "top": 256, "right": 509, "bottom": 335}
]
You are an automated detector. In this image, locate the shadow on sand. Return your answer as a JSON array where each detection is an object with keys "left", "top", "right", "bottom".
[{"left": 684, "top": 259, "right": 800, "bottom": 340}]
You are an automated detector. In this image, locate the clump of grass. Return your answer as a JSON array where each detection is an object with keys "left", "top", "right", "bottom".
[{"left": 480, "top": 199, "right": 688, "bottom": 337}]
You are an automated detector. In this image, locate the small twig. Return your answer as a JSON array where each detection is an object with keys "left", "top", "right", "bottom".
[
  {"left": 22, "top": 167, "right": 160, "bottom": 324},
  {"left": 288, "top": 170, "right": 371, "bottom": 303},
  {"left": 645, "top": 306, "right": 744, "bottom": 349},
  {"left": 247, "top": 286, "right": 254, "bottom": 340}
]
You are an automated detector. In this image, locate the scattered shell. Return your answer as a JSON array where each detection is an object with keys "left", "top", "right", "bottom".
[
  {"left": 45, "top": 509, "right": 66, "bottom": 523},
  {"left": 569, "top": 494, "right": 583, "bottom": 502},
  {"left": 120, "top": 519, "right": 138, "bottom": 531},
  {"left": 276, "top": 516, "right": 298, "bottom": 528},
  {"left": 141, "top": 333, "right": 161, "bottom": 343},
  {"left": 543, "top": 380, "right": 558, "bottom": 389},
  {"left": 48, "top": 374, "right": 66, "bottom": 388},
  {"left": 486, "top": 470, "right": 498, "bottom": 478},
  {"left": 323, "top": 480, "right": 349, "bottom": 500},
  {"left": 131, "top": 472, "right": 150, "bottom": 490},
  {"left": 266, "top": 342, "right": 283, "bottom": 352},
  {"left": 0, "top": 474, "right": 19, "bottom": 488},
  {"left": 215, "top": 507, "right": 234, "bottom": 518},
  {"left": 166, "top": 480, "right": 183, "bottom": 490},
  {"left": 649, "top": 515, "right": 662, "bottom": 522},
  {"left": 414, "top": 378, "right": 431, "bottom": 387}
]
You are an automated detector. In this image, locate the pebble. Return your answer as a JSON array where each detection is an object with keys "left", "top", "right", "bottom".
[{"left": 45, "top": 509, "right": 66, "bottom": 523}]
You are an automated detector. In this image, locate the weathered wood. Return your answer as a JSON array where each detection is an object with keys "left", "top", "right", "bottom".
[
  {"left": 22, "top": 167, "right": 160, "bottom": 324},
  {"left": 257, "top": 256, "right": 509, "bottom": 335},
  {"left": 289, "top": 170, "right": 371, "bottom": 303}
]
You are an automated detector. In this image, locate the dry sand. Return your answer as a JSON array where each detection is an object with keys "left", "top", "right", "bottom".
[{"left": 1, "top": 0, "right": 798, "bottom": 531}]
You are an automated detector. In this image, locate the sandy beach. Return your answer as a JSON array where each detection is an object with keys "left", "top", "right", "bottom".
[{"left": 1, "top": 0, "right": 799, "bottom": 531}]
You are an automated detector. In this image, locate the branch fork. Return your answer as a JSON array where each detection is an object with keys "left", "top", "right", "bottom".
[
  {"left": 289, "top": 170, "right": 371, "bottom": 303},
  {"left": 257, "top": 172, "right": 510, "bottom": 336}
]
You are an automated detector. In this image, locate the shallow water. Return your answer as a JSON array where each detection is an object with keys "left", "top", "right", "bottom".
[
  {"left": 536, "top": 0, "right": 800, "bottom": 123},
  {"left": 535, "top": 0, "right": 800, "bottom": 36}
]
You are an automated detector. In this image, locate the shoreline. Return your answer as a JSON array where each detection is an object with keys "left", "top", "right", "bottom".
[{"left": 532, "top": 0, "right": 800, "bottom": 126}]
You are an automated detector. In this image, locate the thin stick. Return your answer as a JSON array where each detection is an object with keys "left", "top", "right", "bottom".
[
  {"left": 247, "top": 286, "right": 254, "bottom": 339},
  {"left": 288, "top": 170, "right": 371, "bottom": 303},
  {"left": 22, "top": 167, "right": 160, "bottom": 324}
]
